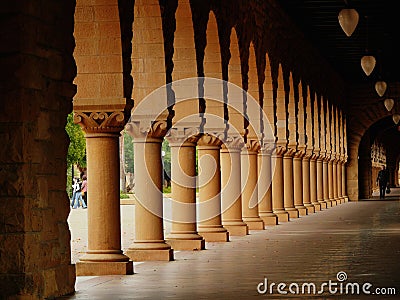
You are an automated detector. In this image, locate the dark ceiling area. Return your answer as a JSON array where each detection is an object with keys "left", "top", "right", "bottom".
[{"left": 278, "top": 0, "right": 400, "bottom": 85}]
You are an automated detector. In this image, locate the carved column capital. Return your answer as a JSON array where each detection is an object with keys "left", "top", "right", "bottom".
[
  {"left": 294, "top": 149, "right": 306, "bottom": 159},
  {"left": 259, "top": 142, "right": 276, "bottom": 155},
  {"left": 74, "top": 111, "right": 127, "bottom": 134},
  {"left": 273, "top": 145, "right": 287, "bottom": 157},
  {"left": 284, "top": 147, "right": 297, "bottom": 158},
  {"left": 125, "top": 119, "right": 169, "bottom": 142},
  {"left": 197, "top": 133, "right": 223, "bottom": 147},
  {"left": 244, "top": 139, "right": 261, "bottom": 154},
  {"left": 166, "top": 126, "right": 200, "bottom": 147},
  {"left": 222, "top": 134, "right": 245, "bottom": 151}
]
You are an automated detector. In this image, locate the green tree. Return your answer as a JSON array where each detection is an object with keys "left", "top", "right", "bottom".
[
  {"left": 65, "top": 112, "right": 86, "bottom": 169},
  {"left": 123, "top": 131, "right": 134, "bottom": 174},
  {"left": 65, "top": 112, "right": 86, "bottom": 196}
]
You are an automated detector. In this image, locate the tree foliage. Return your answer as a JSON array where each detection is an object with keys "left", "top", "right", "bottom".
[{"left": 66, "top": 112, "right": 86, "bottom": 169}]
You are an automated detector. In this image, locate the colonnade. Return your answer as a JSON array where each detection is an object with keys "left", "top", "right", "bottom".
[{"left": 72, "top": 0, "right": 349, "bottom": 276}]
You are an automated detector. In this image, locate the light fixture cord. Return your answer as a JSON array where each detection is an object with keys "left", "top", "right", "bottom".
[{"left": 365, "top": 16, "right": 369, "bottom": 53}]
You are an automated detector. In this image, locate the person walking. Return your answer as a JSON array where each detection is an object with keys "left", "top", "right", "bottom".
[
  {"left": 81, "top": 174, "right": 88, "bottom": 207},
  {"left": 376, "top": 166, "right": 389, "bottom": 199},
  {"left": 71, "top": 176, "right": 87, "bottom": 209}
]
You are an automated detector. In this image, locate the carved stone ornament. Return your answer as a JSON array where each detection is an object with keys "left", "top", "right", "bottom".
[
  {"left": 244, "top": 139, "right": 261, "bottom": 153},
  {"left": 259, "top": 142, "right": 276, "bottom": 155},
  {"left": 125, "top": 119, "right": 169, "bottom": 141},
  {"left": 223, "top": 134, "right": 245, "bottom": 151},
  {"left": 284, "top": 147, "right": 297, "bottom": 157},
  {"left": 166, "top": 127, "right": 200, "bottom": 146},
  {"left": 74, "top": 111, "right": 126, "bottom": 133},
  {"left": 197, "top": 133, "right": 223, "bottom": 147},
  {"left": 273, "top": 145, "right": 287, "bottom": 157}
]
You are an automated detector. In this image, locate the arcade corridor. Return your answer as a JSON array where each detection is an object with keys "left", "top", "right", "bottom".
[{"left": 61, "top": 196, "right": 400, "bottom": 299}]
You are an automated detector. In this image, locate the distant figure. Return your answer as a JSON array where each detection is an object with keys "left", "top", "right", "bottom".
[
  {"left": 81, "top": 174, "right": 87, "bottom": 206},
  {"left": 376, "top": 166, "right": 389, "bottom": 199},
  {"left": 71, "top": 177, "right": 87, "bottom": 209},
  {"left": 164, "top": 170, "right": 171, "bottom": 188}
]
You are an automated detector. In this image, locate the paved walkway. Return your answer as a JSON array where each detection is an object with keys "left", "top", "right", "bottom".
[{"left": 62, "top": 192, "right": 400, "bottom": 299}]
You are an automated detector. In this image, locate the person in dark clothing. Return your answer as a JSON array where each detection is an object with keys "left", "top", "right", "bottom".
[{"left": 376, "top": 166, "right": 389, "bottom": 199}]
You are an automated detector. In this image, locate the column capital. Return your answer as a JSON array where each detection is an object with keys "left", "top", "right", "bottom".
[
  {"left": 294, "top": 148, "right": 306, "bottom": 159},
  {"left": 259, "top": 142, "right": 275, "bottom": 155},
  {"left": 244, "top": 139, "right": 260, "bottom": 153},
  {"left": 197, "top": 133, "right": 223, "bottom": 147},
  {"left": 74, "top": 111, "right": 128, "bottom": 135},
  {"left": 166, "top": 126, "right": 200, "bottom": 146},
  {"left": 126, "top": 119, "right": 169, "bottom": 142},
  {"left": 284, "top": 147, "right": 296, "bottom": 158},
  {"left": 222, "top": 134, "right": 245, "bottom": 151},
  {"left": 273, "top": 145, "right": 287, "bottom": 157}
]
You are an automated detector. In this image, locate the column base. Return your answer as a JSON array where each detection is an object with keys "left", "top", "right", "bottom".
[
  {"left": 76, "top": 261, "right": 133, "bottom": 276},
  {"left": 243, "top": 217, "right": 265, "bottom": 230},
  {"left": 324, "top": 200, "right": 332, "bottom": 208},
  {"left": 223, "top": 224, "right": 248, "bottom": 236},
  {"left": 166, "top": 239, "right": 205, "bottom": 251},
  {"left": 260, "top": 214, "right": 278, "bottom": 226},
  {"left": 126, "top": 249, "right": 174, "bottom": 261},
  {"left": 199, "top": 231, "right": 229, "bottom": 242},
  {"left": 295, "top": 206, "right": 308, "bottom": 216},
  {"left": 312, "top": 203, "right": 321, "bottom": 211},
  {"left": 318, "top": 201, "right": 327, "bottom": 209},
  {"left": 344, "top": 196, "right": 349, "bottom": 202},
  {"left": 330, "top": 199, "right": 337, "bottom": 206},
  {"left": 304, "top": 204, "right": 315, "bottom": 214},
  {"left": 285, "top": 209, "right": 299, "bottom": 219},
  {"left": 274, "top": 211, "right": 289, "bottom": 222}
]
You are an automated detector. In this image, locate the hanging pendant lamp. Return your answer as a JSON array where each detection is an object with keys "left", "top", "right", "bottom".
[
  {"left": 384, "top": 99, "right": 394, "bottom": 112},
  {"left": 338, "top": 8, "right": 359, "bottom": 37},
  {"left": 361, "top": 55, "right": 376, "bottom": 76},
  {"left": 375, "top": 81, "right": 387, "bottom": 97},
  {"left": 393, "top": 114, "right": 400, "bottom": 125}
]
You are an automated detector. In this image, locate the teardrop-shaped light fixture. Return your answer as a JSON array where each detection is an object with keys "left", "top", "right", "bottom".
[
  {"left": 338, "top": 8, "right": 359, "bottom": 37},
  {"left": 393, "top": 114, "right": 400, "bottom": 125},
  {"left": 375, "top": 81, "right": 387, "bottom": 97},
  {"left": 384, "top": 98, "right": 394, "bottom": 111},
  {"left": 361, "top": 55, "right": 376, "bottom": 76}
]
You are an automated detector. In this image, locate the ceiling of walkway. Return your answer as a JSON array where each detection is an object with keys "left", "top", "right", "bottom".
[{"left": 278, "top": 0, "right": 399, "bottom": 85}]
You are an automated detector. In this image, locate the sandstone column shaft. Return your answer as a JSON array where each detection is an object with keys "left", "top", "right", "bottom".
[
  {"left": 241, "top": 143, "right": 265, "bottom": 229},
  {"left": 302, "top": 156, "right": 315, "bottom": 213},
  {"left": 310, "top": 156, "right": 321, "bottom": 211},
  {"left": 197, "top": 135, "right": 229, "bottom": 242},
  {"left": 166, "top": 140, "right": 205, "bottom": 250},
  {"left": 258, "top": 147, "right": 278, "bottom": 225},
  {"left": 283, "top": 152, "right": 299, "bottom": 218},
  {"left": 294, "top": 155, "right": 307, "bottom": 216},
  {"left": 221, "top": 145, "right": 248, "bottom": 235},
  {"left": 272, "top": 150, "right": 289, "bottom": 222},
  {"left": 316, "top": 158, "right": 326, "bottom": 209},
  {"left": 127, "top": 136, "right": 173, "bottom": 261},
  {"left": 323, "top": 159, "right": 331, "bottom": 207},
  {"left": 76, "top": 131, "right": 132, "bottom": 275}
]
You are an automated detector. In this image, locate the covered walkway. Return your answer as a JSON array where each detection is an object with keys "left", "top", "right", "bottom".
[{"left": 61, "top": 195, "right": 400, "bottom": 299}]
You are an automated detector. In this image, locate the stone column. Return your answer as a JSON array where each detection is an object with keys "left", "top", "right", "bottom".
[
  {"left": 337, "top": 157, "right": 344, "bottom": 203},
  {"left": 258, "top": 144, "right": 278, "bottom": 225},
  {"left": 302, "top": 152, "right": 315, "bottom": 213},
  {"left": 197, "top": 134, "right": 229, "bottom": 242},
  {"left": 328, "top": 156, "right": 336, "bottom": 206},
  {"left": 333, "top": 155, "right": 339, "bottom": 204},
  {"left": 293, "top": 150, "right": 307, "bottom": 216},
  {"left": 272, "top": 146, "right": 290, "bottom": 222},
  {"left": 310, "top": 152, "right": 321, "bottom": 211},
  {"left": 342, "top": 156, "right": 349, "bottom": 202},
  {"left": 316, "top": 154, "right": 327, "bottom": 209},
  {"left": 241, "top": 140, "right": 265, "bottom": 230},
  {"left": 165, "top": 128, "right": 205, "bottom": 250},
  {"left": 283, "top": 149, "right": 299, "bottom": 218},
  {"left": 126, "top": 120, "right": 173, "bottom": 261},
  {"left": 75, "top": 111, "right": 133, "bottom": 275},
  {"left": 221, "top": 136, "right": 248, "bottom": 236},
  {"left": 323, "top": 156, "right": 331, "bottom": 207}
]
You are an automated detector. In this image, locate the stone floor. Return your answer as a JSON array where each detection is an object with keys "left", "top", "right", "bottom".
[{"left": 62, "top": 190, "right": 400, "bottom": 299}]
